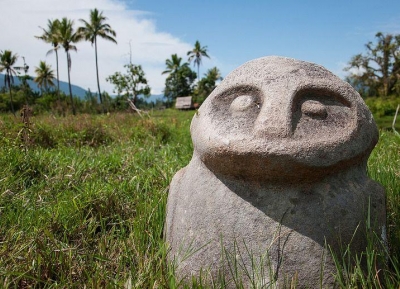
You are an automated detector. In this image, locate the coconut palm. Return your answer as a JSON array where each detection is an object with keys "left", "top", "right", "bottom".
[
  {"left": 34, "top": 61, "right": 55, "bottom": 93},
  {"left": 58, "top": 17, "right": 82, "bottom": 115},
  {"left": 162, "top": 54, "right": 189, "bottom": 75},
  {"left": 0, "top": 50, "right": 19, "bottom": 116},
  {"left": 162, "top": 54, "right": 195, "bottom": 103},
  {"left": 162, "top": 54, "right": 189, "bottom": 99},
  {"left": 187, "top": 40, "right": 210, "bottom": 80},
  {"left": 205, "top": 67, "right": 223, "bottom": 84},
  {"left": 35, "top": 19, "right": 61, "bottom": 99},
  {"left": 196, "top": 67, "right": 223, "bottom": 100},
  {"left": 78, "top": 8, "right": 117, "bottom": 110}
]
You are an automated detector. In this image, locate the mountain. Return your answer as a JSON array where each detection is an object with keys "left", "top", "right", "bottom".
[
  {"left": 0, "top": 73, "right": 88, "bottom": 98},
  {"left": 144, "top": 94, "right": 164, "bottom": 103},
  {"left": 0, "top": 74, "right": 165, "bottom": 103}
]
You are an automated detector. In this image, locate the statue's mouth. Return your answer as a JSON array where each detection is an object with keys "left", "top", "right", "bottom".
[{"left": 201, "top": 152, "right": 321, "bottom": 184}]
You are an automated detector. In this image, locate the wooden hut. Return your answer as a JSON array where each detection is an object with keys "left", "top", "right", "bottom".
[{"left": 175, "top": 96, "right": 193, "bottom": 110}]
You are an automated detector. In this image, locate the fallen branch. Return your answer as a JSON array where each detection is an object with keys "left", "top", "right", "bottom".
[
  {"left": 393, "top": 104, "right": 399, "bottom": 135},
  {"left": 126, "top": 98, "right": 149, "bottom": 118}
]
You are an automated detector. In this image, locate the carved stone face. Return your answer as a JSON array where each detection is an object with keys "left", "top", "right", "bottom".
[{"left": 190, "top": 56, "right": 378, "bottom": 182}]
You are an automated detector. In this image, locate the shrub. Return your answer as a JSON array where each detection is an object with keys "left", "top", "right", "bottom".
[
  {"left": 365, "top": 96, "right": 400, "bottom": 117},
  {"left": 32, "top": 125, "right": 57, "bottom": 148}
]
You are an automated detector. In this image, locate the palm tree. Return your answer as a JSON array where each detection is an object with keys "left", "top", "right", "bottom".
[
  {"left": 187, "top": 40, "right": 210, "bottom": 80},
  {"left": 162, "top": 54, "right": 190, "bottom": 100},
  {"left": 34, "top": 61, "right": 55, "bottom": 93},
  {"left": 58, "top": 17, "right": 82, "bottom": 115},
  {"left": 0, "top": 50, "right": 19, "bottom": 116},
  {"left": 162, "top": 54, "right": 188, "bottom": 75},
  {"left": 196, "top": 67, "right": 223, "bottom": 100},
  {"left": 205, "top": 67, "right": 223, "bottom": 84},
  {"left": 78, "top": 9, "right": 117, "bottom": 110},
  {"left": 35, "top": 19, "right": 61, "bottom": 99}
]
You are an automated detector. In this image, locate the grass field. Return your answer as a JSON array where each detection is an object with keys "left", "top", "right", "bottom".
[{"left": 0, "top": 110, "right": 399, "bottom": 288}]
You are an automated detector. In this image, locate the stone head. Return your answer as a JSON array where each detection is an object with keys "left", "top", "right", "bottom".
[{"left": 190, "top": 56, "right": 378, "bottom": 183}]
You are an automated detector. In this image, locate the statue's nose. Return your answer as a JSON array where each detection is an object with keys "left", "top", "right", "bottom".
[{"left": 253, "top": 97, "right": 292, "bottom": 138}]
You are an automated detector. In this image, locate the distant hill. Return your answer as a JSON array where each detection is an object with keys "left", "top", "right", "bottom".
[
  {"left": 0, "top": 74, "right": 165, "bottom": 103},
  {"left": 0, "top": 73, "right": 88, "bottom": 98},
  {"left": 144, "top": 94, "right": 164, "bottom": 103}
]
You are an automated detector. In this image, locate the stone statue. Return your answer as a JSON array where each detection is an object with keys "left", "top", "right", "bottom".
[{"left": 165, "top": 56, "right": 386, "bottom": 288}]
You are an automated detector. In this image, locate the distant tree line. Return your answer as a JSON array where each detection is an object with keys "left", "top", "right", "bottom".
[
  {"left": 0, "top": 81, "right": 166, "bottom": 115},
  {"left": 3, "top": 11, "right": 400, "bottom": 118},
  {"left": 0, "top": 8, "right": 120, "bottom": 116},
  {"left": 0, "top": 7, "right": 225, "bottom": 116},
  {"left": 109, "top": 40, "right": 223, "bottom": 109}
]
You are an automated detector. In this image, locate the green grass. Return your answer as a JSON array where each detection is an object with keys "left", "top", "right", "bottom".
[
  {"left": 0, "top": 110, "right": 398, "bottom": 288},
  {"left": 0, "top": 111, "right": 194, "bottom": 287},
  {"left": 368, "top": 131, "right": 400, "bottom": 259}
]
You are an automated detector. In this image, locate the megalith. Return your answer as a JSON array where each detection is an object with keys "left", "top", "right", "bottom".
[{"left": 165, "top": 56, "right": 386, "bottom": 288}]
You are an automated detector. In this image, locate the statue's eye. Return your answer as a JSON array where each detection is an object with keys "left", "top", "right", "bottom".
[
  {"left": 230, "top": 95, "right": 258, "bottom": 114},
  {"left": 301, "top": 100, "right": 327, "bottom": 119},
  {"left": 209, "top": 85, "right": 262, "bottom": 133},
  {"left": 292, "top": 88, "right": 353, "bottom": 139}
]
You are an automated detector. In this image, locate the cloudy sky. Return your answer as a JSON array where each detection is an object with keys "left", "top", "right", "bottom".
[{"left": 1, "top": 0, "right": 400, "bottom": 95}]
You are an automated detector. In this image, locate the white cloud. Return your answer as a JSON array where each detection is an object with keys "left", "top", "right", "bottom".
[{"left": 0, "top": 0, "right": 199, "bottom": 94}]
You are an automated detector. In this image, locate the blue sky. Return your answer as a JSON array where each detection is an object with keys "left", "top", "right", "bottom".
[
  {"left": 130, "top": 0, "right": 400, "bottom": 76},
  {"left": 1, "top": 0, "right": 400, "bottom": 94}
]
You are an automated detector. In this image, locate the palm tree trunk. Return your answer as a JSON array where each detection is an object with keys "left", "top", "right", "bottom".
[
  {"left": 55, "top": 49, "right": 65, "bottom": 116},
  {"left": 67, "top": 52, "right": 76, "bottom": 115},
  {"left": 8, "top": 77, "right": 16, "bottom": 117},
  {"left": 94, "top": 37, "right": 104, "bottom": 113}
]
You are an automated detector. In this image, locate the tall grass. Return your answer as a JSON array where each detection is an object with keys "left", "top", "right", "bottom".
[
  {"left": 368, "top": 131, "right": 400, "bottom": 254},
  {"left": 0, "top": 110, "right": 398, "bottom": 288},
  {"left": 0, "top": 111, "right": 193, "bottom": 287}
]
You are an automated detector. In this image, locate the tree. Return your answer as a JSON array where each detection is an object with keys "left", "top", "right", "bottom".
[
  {"left": 0, "top": 50, "right": 19, "bottom": 116},
  {"left": 345, "top": 32, "right": 400, "bottom": 97},
  {"left": 35, "top": 19, "right": 61, "bottom": 100},
  {"left": 162, "top": 54, "right": 189, "bottom": 102},
  {"left": 78, "top": 8, "right": 117, "bottom": 110},
  {"left": 106, "top": 64, "right": 151, "bottom": 106},
  {"left": 58, "top": 17, "right": 82, "bottom": 115},
  {"left": 162, "top": 54, "right": 197, "bottom": 105},
  {"left": 187, "top": 40, "right": 210, "bottom": 80},
  {"left": 34, "top": 61, "right": 55, "bottom": 93},
  {"left": 162, "top": 54, "right": 188, "bottom": 76},
  {"left": 163, "top": 64, "right": 196, "bottom": 106},
  {"left": 195, "top": 67, "right": 223, "bottom": 101}
]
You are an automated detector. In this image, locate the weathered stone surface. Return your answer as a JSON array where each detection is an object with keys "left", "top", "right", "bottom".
[{"left": 165, "top": 56, "right": 386, "bottom": 288}]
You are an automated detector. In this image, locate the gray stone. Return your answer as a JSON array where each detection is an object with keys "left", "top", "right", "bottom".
[{"left": 165, "top": 56, "right": 386, "bottom": 288}]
